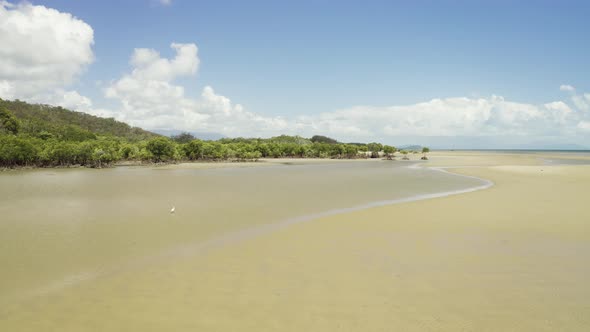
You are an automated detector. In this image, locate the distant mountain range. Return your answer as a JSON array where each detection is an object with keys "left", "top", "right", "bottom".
[
  {"left": 152, "top": 129, "right": 225, "bottom": 141},
  {"left": 397, "top": 145, "right": 423, "bottom": 150}
]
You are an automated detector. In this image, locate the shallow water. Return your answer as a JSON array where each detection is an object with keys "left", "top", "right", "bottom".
[
  {"left": 542, "top": 158, "right": 590, "bottom": 165},
  {"left": 0, "top": 160, "right": 484, "bottom": 326}
]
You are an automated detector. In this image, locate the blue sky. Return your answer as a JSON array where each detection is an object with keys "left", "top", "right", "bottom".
[{"left": 1, "top": 0, "right": 590, "bottom": 148}]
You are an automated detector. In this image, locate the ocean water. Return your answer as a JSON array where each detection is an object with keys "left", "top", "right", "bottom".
[{"left": 436, "top": 149, "right": 590, "bottom": 165}]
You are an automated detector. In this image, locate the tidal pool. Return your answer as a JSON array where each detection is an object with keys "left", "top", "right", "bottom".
[{"left": 0, "top": 159, "right": 484, "bottom": 325}]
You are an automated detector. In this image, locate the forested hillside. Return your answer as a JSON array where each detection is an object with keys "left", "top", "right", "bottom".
[
  {"left": 0, "top": 99, "right": 157, "bottom": 141},
  {"left": 0, "top": 99, "right": 404, "bottom": 168}
]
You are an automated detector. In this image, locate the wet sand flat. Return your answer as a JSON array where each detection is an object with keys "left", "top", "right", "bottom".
[
  {"left": 0, "top": 159, "right": 482, "bottom": 306},
  {"left": 174, "top": 158, "right": 588, "bottom": 331},
  {"left": 1, "top": 153, "right": 590, "bottom": 331}
]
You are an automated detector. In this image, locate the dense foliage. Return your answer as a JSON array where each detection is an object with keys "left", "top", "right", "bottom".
[
  {"left": 0, "top": 99, "right": 157, "bottom": 141},
  {"left": 0, "top": 100, "right": 412, "bottom": 168},
  {"left": 310, "top": 135, "right": 338, "bottom": 144}
]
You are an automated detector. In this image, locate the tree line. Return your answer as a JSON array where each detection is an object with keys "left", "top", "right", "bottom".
[{"left": 0, "top": 104, "right": 417, "bottom": 168}]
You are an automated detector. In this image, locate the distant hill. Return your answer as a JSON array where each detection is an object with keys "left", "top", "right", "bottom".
[
  {"left": 0, "top": 99, "right": 158, "bottom": 141},
  {"left": 398, "top": 144, "right": 423, "bottom": 151},
  {"left": 310, "top": 135, "right": 338, "bottom": 144},
  {"left": 153, "top": 129, "right": 225, "bottom": 141}
]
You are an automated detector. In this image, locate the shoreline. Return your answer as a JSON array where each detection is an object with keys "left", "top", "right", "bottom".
[
  {"left": 3, "top": 149, "right": 589, "bottom": 172},
  {"left": 0, "top": 156, "right": 414, "bottom": 172}
]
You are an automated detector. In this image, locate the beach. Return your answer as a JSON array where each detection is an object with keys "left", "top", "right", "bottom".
[{"left": 1, "top": 151, "right": 589, "bottom": 331}]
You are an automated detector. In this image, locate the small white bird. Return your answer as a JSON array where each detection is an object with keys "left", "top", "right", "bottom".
[{"left": 170, "top": 206, "right": 175, "bottom": 214}]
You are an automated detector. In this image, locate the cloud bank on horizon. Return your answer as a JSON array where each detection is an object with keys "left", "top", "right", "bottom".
[{"left": 1, "top": 1, "right": 589, "bottom": 148}]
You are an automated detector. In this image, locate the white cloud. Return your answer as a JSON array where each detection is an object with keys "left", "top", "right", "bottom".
[
  {"left": 0, "top": 1, "right": 94, "bottom": 101},
  {"left": 559, "top": 85, "right": 590, "bottom": 111},
  {"left": 128, "top": 43, "right": 198, "bottom": 81},
  {"left": 104, "top": 43, "right": 198, "bottom": 126},
  {"left": 37, "top": 89, "right": 93, "bottom": 110},
  {"left": 159, "top": 0, "right": 172, "bottom": 5},
  {"left": 0, "top": 80, "right": 14, "bottom": 99},
  {"left": 104, "top": 43, "right": 287, "bottom": 136},
  {"left": 292, "top": 96, "right": 582, "bottom": 141},
  {"left": 560, "top": 84, "right": 575, "bottom": 92},
  {"left": 571, "top": 95, "right": 589, "bottom": 112},
  {"left": 560, "top": 84, "right": 590, "bottom": 112},
  {"left": 544, "top": 101, "right": 572, "bottom": 124},
  {"left": 197, "top": 86, "right": 289, "bottom": 135}
]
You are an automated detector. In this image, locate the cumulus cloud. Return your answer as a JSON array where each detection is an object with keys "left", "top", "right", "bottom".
[
  {"left": 560, "top": 84, "right": 589, "bottom": 112},
  {"left": 571, "top": 95, "right": 589, "bottom": 112},
  {"left": 104, "top": 43, "right": 198, "bottom": 125},
  {"left": 0, "top": 1, "right": 94, "bottom": 102},
  {"left": 544, "top": 101, "right": 572, "bottom": 124},
  {"left": 104, "top": 43, "right": 287, "bottom": 136},
  {"left": 130, "top": 43, "right": 198, "bottom": 81},
  {"left": 43, "top": 90, "right": 93, "bottom": 110},
  {"left": 292, "top": 96, "right": 585, "bottom": 141},
  {"left": 198, "top": 86, "right": 289, "bottom": 135}
]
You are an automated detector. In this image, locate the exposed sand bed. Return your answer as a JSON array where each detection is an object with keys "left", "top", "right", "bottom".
[{"left": 2, "top": 152, "right": 589, "bottom": 331}]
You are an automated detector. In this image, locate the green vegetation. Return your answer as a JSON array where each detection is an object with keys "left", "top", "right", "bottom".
[
  {"left": 0, "top": 99, "right": 426, "bottom": 168},
  {"left": 310, "top": 135, "right": 338, "bottom": 144},
  {"left": 0, "top": 99, "right": 156, "bottom": 141},
  {"left": 421, "top": 147, "right": 430, "bottom": 160},
  {"left": 0, "top": 107, "right": 20, "bottom": 135},
  {"left": 382, "top": 145, "right": 397, "bottom": 160},
  {"left": 366, "top": 142, "right": 382, "bottom": 158}
]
